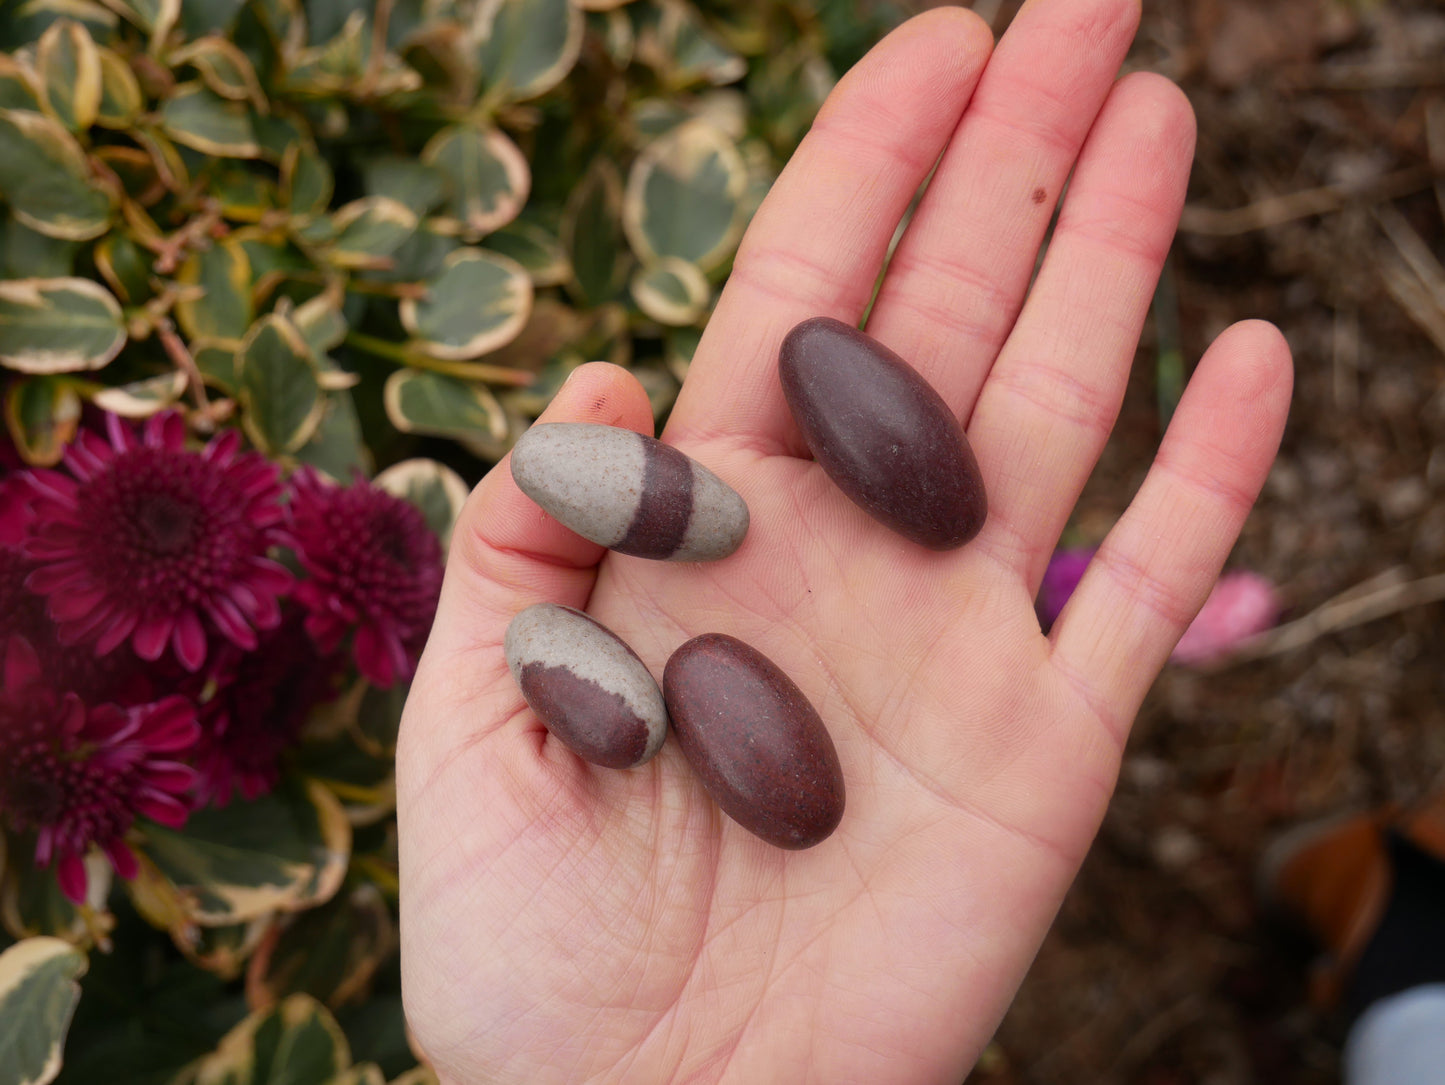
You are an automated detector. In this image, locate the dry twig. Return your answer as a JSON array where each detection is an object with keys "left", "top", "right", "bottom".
[
  {"left": 1222, "top": 568, "right": 1445, "bottom": 664},
  {"left": 1178, "top": 166, "right": 1439, "bottom": 236}
]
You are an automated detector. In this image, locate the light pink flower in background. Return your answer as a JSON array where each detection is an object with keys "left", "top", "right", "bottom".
[{"left": 1171, "top": 570, "right": 1281, "bottom": 665}]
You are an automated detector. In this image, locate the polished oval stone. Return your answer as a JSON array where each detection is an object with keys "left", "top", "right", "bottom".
[
  {"left": 510, "top": 423, "right": 749, "bottom": 561},
  {"left": 505, "top": 603, "right": 667, "bottom": 769},
  {"left": 664, "top": 633, "right": 844, "bottom": 849},
  {"left": 779, "top": 316, "right": 987, "bottom": 550}
]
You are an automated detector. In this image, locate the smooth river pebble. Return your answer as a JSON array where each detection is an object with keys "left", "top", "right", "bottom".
[
  {"left": 779, "top": 316, "right": 987, "bottom": 550},
  {"left": 664, "top": 634, "right": 844, "bottom": 849},
  {"left": 511, "top": 423, "right": 749, "bottom": 561},
  {"left": 505, "top": 603, "right": 667, "bottom": 769}
]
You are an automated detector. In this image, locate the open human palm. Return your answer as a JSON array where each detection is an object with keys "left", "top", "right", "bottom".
[{"left": 397, "top": 1, "right": 1293, "bottom": 1081}]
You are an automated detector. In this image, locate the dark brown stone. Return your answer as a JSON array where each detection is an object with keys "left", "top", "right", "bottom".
[
  {"left": 778, "top": 316, "right": 987, "bottom": 550},
  {"left": 519, "top": 661, "right": 651, "bottom": 769},
  {"left": 664, "top": 634, "right": 844, "bottom": 850},
  {"left": 617, "top": 437, "right": 694, "bottom": 559}
]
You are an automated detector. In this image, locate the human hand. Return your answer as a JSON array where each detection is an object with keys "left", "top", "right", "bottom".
[{"left": 396, "top": 1, "right": 1292, "bottom": 1081}]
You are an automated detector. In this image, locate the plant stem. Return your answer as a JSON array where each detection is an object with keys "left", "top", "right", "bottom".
[{"left": 344, "top": 332, "right": 535, "bottom": 386}]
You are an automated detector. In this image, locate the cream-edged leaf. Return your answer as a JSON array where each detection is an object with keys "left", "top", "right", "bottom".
[
  {"left": 0, "top": 278, "right": 124, "bottom": 373},
  {"left": 400, "top": 248, "right": 531, "bottom": 360}
]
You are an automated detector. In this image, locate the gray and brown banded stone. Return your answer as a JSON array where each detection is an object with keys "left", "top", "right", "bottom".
[
  {"left": 504, "top": 603, "right": 667, "bottom": 769},
  {"left": 510, "top": 423, "right": 749, "bottom": 561}
]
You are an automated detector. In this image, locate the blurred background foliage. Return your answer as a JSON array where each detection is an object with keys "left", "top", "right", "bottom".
[{"left": 0, "top": 0, "right": 913, "bottom": 1081}]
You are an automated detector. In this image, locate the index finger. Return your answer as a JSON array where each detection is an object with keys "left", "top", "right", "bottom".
[{"left": 663, "top": 8, "right": 993, "bottom": 454}]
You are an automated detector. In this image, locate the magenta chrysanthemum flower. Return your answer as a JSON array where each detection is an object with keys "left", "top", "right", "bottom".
[
  {"left": 22, "top": 412, "right": 292, "bottom": 673},
  {"left": 288, "top": 469, "right": 443, "bottom": 689},
  {"left": 194, "top": 613, "right": 342, "bottom": 805},
  {"left": 1037, "top": 547, "right": 1096, "bottom": 629},
  {"left": 0, "top": 636, "right": 199, "bottom": 902}
]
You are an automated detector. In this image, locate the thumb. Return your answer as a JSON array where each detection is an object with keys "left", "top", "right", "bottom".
[{"left": 416, "top": 362, "right": 655, "bottom": 698}]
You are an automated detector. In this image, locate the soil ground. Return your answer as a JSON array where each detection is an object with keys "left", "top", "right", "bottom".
[{"left": 963, "top": 0, "right": 1445, "bottom": 1081}]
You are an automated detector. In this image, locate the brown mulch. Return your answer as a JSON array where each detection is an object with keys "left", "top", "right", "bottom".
[{"left": 965, "top": 0, "right": 1445, "bottom": 1081}]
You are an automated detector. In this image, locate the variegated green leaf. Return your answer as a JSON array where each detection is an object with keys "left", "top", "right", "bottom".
[
  {"left": 0, "top": 54, "right": 43, "bottom": 112},
  {"left": 375, "top": 457, "right": 469, "bottom": 548},
  {"left": 282, "top": 145, "right": 334, "bottom": 217},
  {"left": 3, "top": 374, "right": 82, "bottom": 465},
  {"left": 0, "top": 278, "right": 124, "bottom": 373},
  {"left": 245, "top": 884, "right": 393, "bottom": 1011},
  {"left": 633, "top": 0, "right": 745, "bottom": 89},
  {"left": 630, "top": 256, "right": 709, "bottom": 326},
  {"left": 236, "top": 314, "right": 324, "bottom": 455},
  {"left": 624, "top": 119, "right": 746, "bottom": 272},
  {"left": 337, "top": 1066, "right": 386, "bottom": 1085},
  {"left": 364, "top": 225, "right": 459, "bottom": 285},
  {"left": 252, "top": 111, "right": 309, "bottom": 163},
  {"left": 1, "top": 218, "right": 78, "bottom": 279},
  {"left": 294, "top": 391, "right": 371, "bottom": 482},
  {"left": 178, "top": 0, "right": 249, "bottom": 37},
  {"left": 91, "top": 369, "right": 188, "bottom": 417},
  {"left": 0, "top": 109, "right": 114, "bottom": 240},
  {"left": 175, "top": 239, "right": 253, "bottom": 345},
  {"left": 486, "top": 219, "right": 569, "bottom": 287},
  {"left": 138, "top": 777, "right": 351, "bottom": 927},
  {"left": 561, "top": 156, "right": 627, "bottom": 306},
  {"left": 160, "top": 83, "right": 260, "bottom": 158},
  {"left": 360, "top": 156, "right": 446, "bottom": 217},
  {"left": 401, "top": 248, "right": 531, "bottom": 360},
  {"left": 293, "top": 292, "right": 349, "bottom": 356},
  {"left": 325, "top": 197, "right": 419, "bottom": 271},
  {"left": 91, "top": 232, "right": 150, "bottom": 303},
  {"left": 93, "top": 46, "right": 142, "bottom": 127},
  {"left": 422, "top": 122, "right": 529, "bottom": 239},
  {"left": 210, "top": 167, "right": 276, "bottom": 223},
  {"left": 193, "top": 339, "right": 239, "bottom": 394},
  {"left": 193, "top": 993, "right": 350, "bottom": 1085},
  {"left": 350, "top": 678, "right": 409, "bottom": 759},
  {"left": 173, "top": 915, "right": 274, "bottom": 980},
  {"left": 36, "top": 19, "right": 101, "bottom": 131},
  {"left": 388, "top": 1068, "right": 439, "bottom": 1085},
  {"left": 383, "top": 369, "right": 508, "bottom": 443},
  {"left": 5, "top": 0, "right": 121, "bottom": 43},
  {"left": 474, "top": 0, "right": 583, "bottom": 102},
  {"left": 97, "top": 0, "right": 180, "bottom": 40},
  {"left": 170, "top": 36, "right": 264, "bottom": 105},
  {"left": 0, "top": 937, "right": 87, "bottom": 1085}
]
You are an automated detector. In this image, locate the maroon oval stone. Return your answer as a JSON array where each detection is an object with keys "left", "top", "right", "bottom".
[
  {"left": 778, "top": 316, "right": 987, "bottom": 550},
  {"left": 664, "top": 634, "right": 844, "bottom": 849}
]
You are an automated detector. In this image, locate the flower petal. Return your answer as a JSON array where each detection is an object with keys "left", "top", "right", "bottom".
[
  {"left": 56, "top": 851, "right": 88, "bottom": 904},
  {"left": 132, "top": 612, "right": 177, "bottom": 661},
  {"left": 204, "top": 595, "right": 257, "bottom": 651},
  {"left": 104, "top": 838, "right": 139, "bottom": 880},
  {"left": 3, "top": 635, "right": 42, "bottom": 692},
  {"left": 135, "top": 790, "right": 190, "bottom": 828},
  {"left": 172, "top": 609, "right": 208, "bottom": 672},
  {"left": 355, "top": 623, "right": 400, "bottom": 688},
  {"left": 24, "top": 560, "right": 91, "bottom": 595},
  {"left": 105, "top": 410, "right": 135, "bottom": 452},
  {"left": 93, "top": 609, "right": 140, "bottom": 656},
  {"left": 135, "top": 696, "right": 199, "bottom": 751},
  {"left": 48, "top": 585, "right": 111, "bottom": 622}
]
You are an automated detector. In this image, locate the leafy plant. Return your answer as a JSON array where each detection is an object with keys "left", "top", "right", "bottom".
[{"left": 0, "top": 0, "right": 912, "bottom": 1080}]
